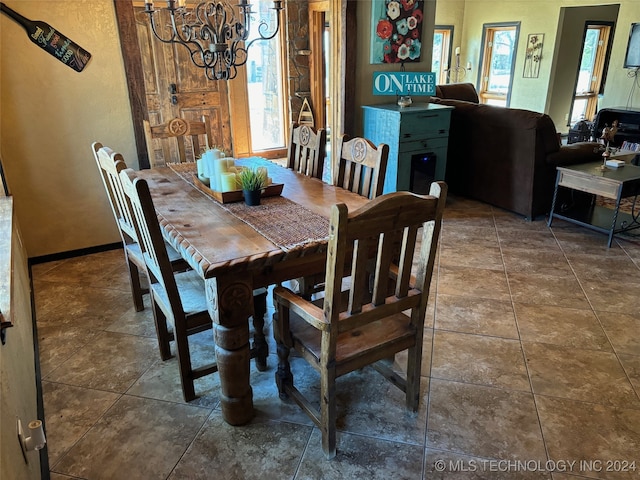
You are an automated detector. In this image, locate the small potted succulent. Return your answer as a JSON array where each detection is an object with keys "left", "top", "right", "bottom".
[{"left": 238, "top": 167, "right": 267, "bottom": 206}]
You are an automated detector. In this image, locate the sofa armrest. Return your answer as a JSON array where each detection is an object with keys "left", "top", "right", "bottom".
[{"left": 546, "top": 142, "right": 602, "bottom": 168}]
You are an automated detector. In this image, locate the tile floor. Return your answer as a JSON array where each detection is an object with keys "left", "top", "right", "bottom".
[{"left": 31, "top": 196, "right": 640, "bottom": 480}]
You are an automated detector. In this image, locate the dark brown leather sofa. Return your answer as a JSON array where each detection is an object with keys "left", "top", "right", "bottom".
[{"left": 431, "top": 83, "right": 602, "bottom": 219}]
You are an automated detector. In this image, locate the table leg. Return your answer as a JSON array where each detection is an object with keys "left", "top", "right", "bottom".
[
  {"left": 206, "top": 275, "right": 254, "bottom": 426},
  {"left": 608, "top": 194, "right": 623, "bottom": 248},
  {"left": 548, "top": 173, "right": 560, "bottom": 228},
  {"left": 251, "top": 288, "right": 268, "bottom": 371}
]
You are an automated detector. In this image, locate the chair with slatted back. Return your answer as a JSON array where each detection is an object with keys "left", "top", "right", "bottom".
[
  {"left": 119, "top": 167, "right": 268, "bottom": 401},
  {"left": 333, "top": 135, "right": 389, "bottom": 199},
  {"left": 144, "top": 115, "right": 213, "bottom": 167},
  {"left": 273, "top": 183, "right": 447, "bottom": 459},
  {"left": 287, "top": 123, "right": 326, "bottom": 180},
  {"left": 92, "top": 142, "right": 190, "bottom": 312}
]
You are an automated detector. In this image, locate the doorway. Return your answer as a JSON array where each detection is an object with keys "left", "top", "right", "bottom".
[
  {"left": 432, "top": 26, "right": 453, "bottom": 85},
  {"left": 115, "top": 1, "right": 286, "bottom": 167},
  {"left": 569, "top": 23, "right": 613, "bottom": 125}
]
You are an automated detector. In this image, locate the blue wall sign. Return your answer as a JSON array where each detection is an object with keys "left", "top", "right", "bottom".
[{"left": 372, "top": 71, "right": 436, "bottom": 96}]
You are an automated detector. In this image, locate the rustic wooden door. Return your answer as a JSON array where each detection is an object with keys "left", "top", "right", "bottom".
[{"left": 126, "top": 3, "right": 233, "bottom": 167}]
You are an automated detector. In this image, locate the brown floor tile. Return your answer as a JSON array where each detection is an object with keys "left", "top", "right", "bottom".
[
  {"left": 45, "top": 331, "right": 159, "bottom": 392},
  {"left": 427, "top": 379, "right": 547, "bottom": 462},
  {"left": 297, "top": 429, "right": 425, "bottom": 478},
  {"left": 31, "top": 196, "right": 640, "bottom": 480},
  {"left": 35, "top": 282, "right": 135, "bottom": 330},
  {"left": 439, "top": 224, "right": 499, "bottom": 249},
  {"left": 523, "top": 342, "right": 640, "bottom": 408},
  {"left": 498, "top": 229, "right": 562, "bottom": 251},
  {"left": 507, "top": 272, "right": 589, "bottom": 309},
  {"left": 536, "top": 396, "right": 640, "bottom": 480},
  {"left": 435, "top": 293, "right": 518, "bottom": 338},
  {"left": 514, "top": 304, "right": 612, "bottom": 351},
  {"left": 618, "top": 353, "right": 640, "bottom": 394},
  {"left": 567, "top": 252, "right": 640, "bottom": 283},
  {"left": 43, "top": 381, "right": 120, "bottom": 467},
  {"left": 437, "top": 265, "right": 510, "bottom": 301},
  {"left": 580, "top": 279, "right": 640, "bottom": 316},
  {"left": 431, "top": 331, "right": 530, "bottom": 391},
  {"left": 169, "top": 410, "right": 311, "bottom": 479},
  {"left": 553, "top": 229, "right": 631, "bottom": 256},
  {"left": 598, "top": 311, "right": 640, "bottom": 356},
  {"left": 37, "top": 324, "right": 103, "bottom": 377},
  {"left": 52, "top": 395, "right": 209, "bottom": 480},
  {"left": 502, "top": 248, "right": 574, "bottom": 277},
  {"left": 439, "top": 244, "right": 504, "bottom": 270}
]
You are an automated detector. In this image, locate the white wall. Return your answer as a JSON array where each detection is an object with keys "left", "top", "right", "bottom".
[
  {"left": 435, "top": 0, "right": 640, "bottom": 132},
  {"left": 0, "top": 198, "right": 42, "bottom": 480},
  {"left": 0, "top": 0, "right": 137, "bottom": 257}
]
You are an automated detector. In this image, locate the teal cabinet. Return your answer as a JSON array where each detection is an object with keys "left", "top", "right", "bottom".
[{"left": 362, "top": 103, "right": 453, "bottom": 194}]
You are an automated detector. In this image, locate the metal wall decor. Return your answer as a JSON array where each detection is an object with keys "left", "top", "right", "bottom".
[
  {"left": 523, "top": 33, "right": 543, "bottom": 78},
  {"left": 144, "top": 0, "right": 283, "bottom": 81}
]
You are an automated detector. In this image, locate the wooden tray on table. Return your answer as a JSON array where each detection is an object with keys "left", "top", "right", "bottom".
[{"left": 192, "top": 174, "right": 284, "bottom": 204}]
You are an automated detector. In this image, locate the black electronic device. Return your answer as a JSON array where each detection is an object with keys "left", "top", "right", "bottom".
[{"left": 623, "top": 22, "right": 640, "bottom": 69}]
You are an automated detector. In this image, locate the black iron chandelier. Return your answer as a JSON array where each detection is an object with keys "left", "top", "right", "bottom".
[{"left": 144, "top": 0, "right": 283, "bottom": 81}]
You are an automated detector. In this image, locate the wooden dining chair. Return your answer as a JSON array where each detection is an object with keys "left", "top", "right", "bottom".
[
  {"left": 273, "top": 183, "right": 447, "bottom": 458},
  {"left": 297, "top": 135, "right": 389, "bottom": 299},
  {"left": 92, "top": 142, "right": 189, "bottom": 312},
  {"left": 144, "top": 115, "right": 213, "bottom": 167},
  {"left": 118, "top": 167, "right": 268, "bottom": 401},
  {"left": 287, "top": 123, "right": 326, "bottom": 180},
  {"left": 333, "top": 134, "right": 389, "bottom": 199}
]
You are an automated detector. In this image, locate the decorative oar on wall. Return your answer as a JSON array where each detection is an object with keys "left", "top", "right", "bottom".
[{"left": 0, "top": 2, "right": 91, "bottom": 72}]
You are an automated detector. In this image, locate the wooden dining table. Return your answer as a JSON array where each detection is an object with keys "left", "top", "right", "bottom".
[{"left": 136, "top": 157, "right": 368, "bottom": 426}]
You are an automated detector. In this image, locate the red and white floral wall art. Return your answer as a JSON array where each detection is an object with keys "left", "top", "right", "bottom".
[{"left": 370, "top": 0, "right": 425, "bottom": 64}]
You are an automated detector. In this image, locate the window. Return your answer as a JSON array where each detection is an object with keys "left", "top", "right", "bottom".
[
  {"left": 432, "top": 27, "right": 453, "bottom": 85},
  {"left": 243, "top": 0, "right": 287, "bottom": 156},
  {"left": 570, "top": 24, "right": 612, "bottom": 125},
  {"left": 479, "top": 24, "right": 519, "bottom": 106}
]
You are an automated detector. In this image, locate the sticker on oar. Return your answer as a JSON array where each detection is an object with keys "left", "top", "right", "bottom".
[{"left": 0, "top": 2, "right": 91, "bottom": 72}]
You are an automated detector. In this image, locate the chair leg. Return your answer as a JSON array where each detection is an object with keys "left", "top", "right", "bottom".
[
  {"left": 405, "top": 344, "right": 422, "bottom": 411},
  {"left": 251, "top": 289, "right": 268, "bottom": 371},
  {"left": 273, "top": 306, "right": 293, "bottom": 400},
  {"left": 126, "top": 258, "right": 146, "bottom": 312},
  {"left": 320, "top": 366, "right": 337, "bottom": 459},
  {"left": 174, "top": 320, "right": 196, "bottom": 401},
  {"left": 151, "top": 300, "right": 172, "bottom": 361},
  {"left": 275, "top": 342, "right": 293, "bottom": 400}
]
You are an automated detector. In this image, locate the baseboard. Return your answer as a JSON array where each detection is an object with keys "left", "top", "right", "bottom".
[{"left": 28, "top": 242, "right": 122, "bottom": 266}]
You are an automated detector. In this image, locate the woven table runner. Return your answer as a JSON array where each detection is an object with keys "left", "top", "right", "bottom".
[{"left": 168, "top": 163, "right": 329, "bottom": 251}]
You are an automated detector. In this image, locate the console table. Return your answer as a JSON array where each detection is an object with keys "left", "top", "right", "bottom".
[
  {"left": 363, "top": 103, "right": 453, "bottom": 194},
  {"left": 548, "top": 162, "right": 640, "bottom": 247}
]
